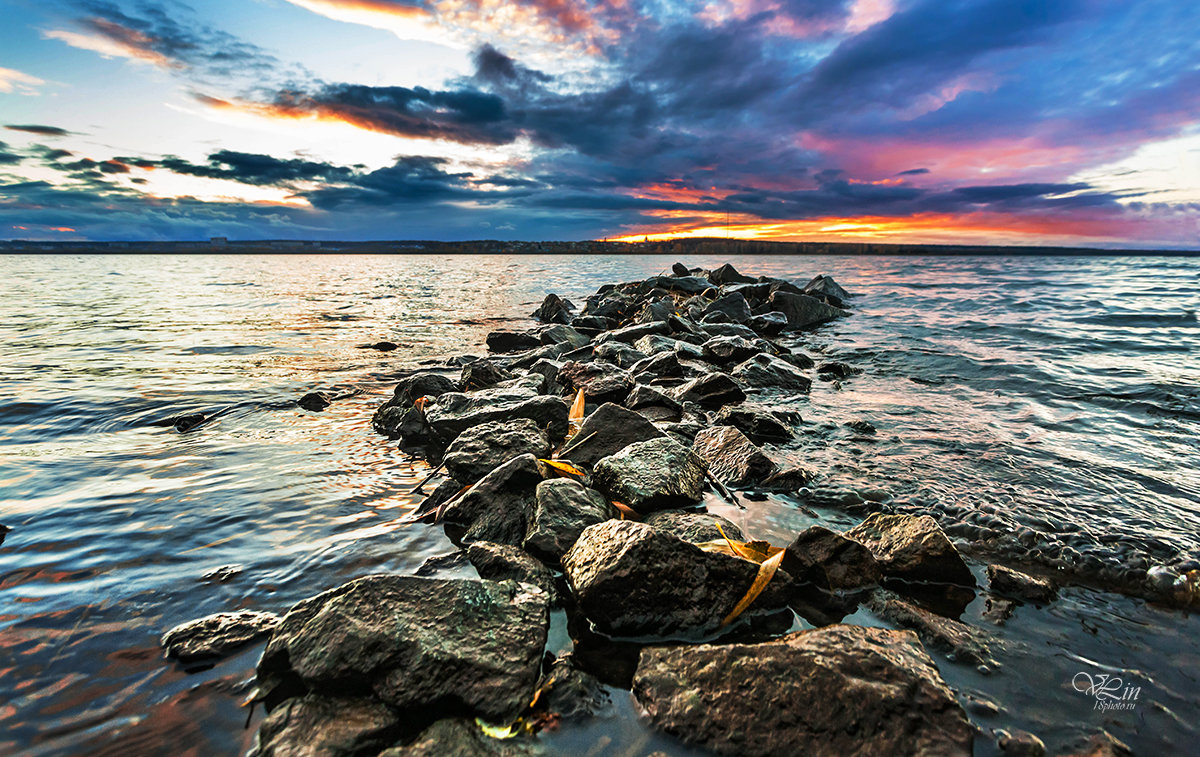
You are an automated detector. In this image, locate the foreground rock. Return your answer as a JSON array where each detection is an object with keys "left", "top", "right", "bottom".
[
  {"left": 257, "top": 575, "right": 549, "bottom": 724},
  {"left": 558, "top": 402, "right": 664, "bottom": 469},
  {"left": 783, "top": 526, "right": 880, "bottom": 592},
  {"left": 713, "top": 405, "right": 795, "bottom": 443},
  {"left": 424, "top": 388, "right": 568, "bottom": 451},
  {"left": 442, "top": 419, "right": 551, "bottom": 485},
  {"left": 846, "top": 514, "right": 976, "bottom": 587},
  {"left": 523, "top": 478, "right": 615, "bottom": 563},
  {"left": 442, "top": 454, "right": 544, "bottom": 546},
  {"left": 632, "top": 624, "right": 972, "bottom": 757},
  {"left": 668, "top": 372, "right": 746, "bottom": 409},
  {"left": 591, "top": 437, "right": 706, "bottom": 513},
  {"left": 643, "top": 510, "right": 745, "bottom": 543},
  {"left": 250, "top": 694, "right": 400, "bottom": 757},
  {"left": 987, "top": 564, "right": 1057, "bottom": 603},
  {"left": 767, "top": 291, "right": 847, "bottom": 330},
  {"left": 562, "top": 520, "right": 790, "bottom": 636},
  {"left": 466, "top": 542, "right": 559, "bottom": 601},
  {"left": 691, "top": 426, "right": 777, "bottom": 486},
  {"left": 161, "top": 610, "right": 280, "bottom": 663},
  {"left": 869, "top": 593, "right": 996, "bottom": 667},
  {"left": 732, "top": 353, "right": 813, "bottom": 391}
]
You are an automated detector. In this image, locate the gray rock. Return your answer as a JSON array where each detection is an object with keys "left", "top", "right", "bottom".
[
  {"left": 803, "top": 274, "right": 852, "bottom": 302},
  {"left": 731, "top": 353, "right": 813, "bottom": 391},
  {"left": 997, "top": 730, "right": 1046, "bottom": 757},
  {"left": 987, "top": 565, "right": 1057, "bottom": 603},
  {"left": 443, "top": 419, "right": 551, "bottom": 485},
  {"left": 558, "top": 402, "right": 664, "bottom": 469},
  {"left": 425, "top": 390, "right": 569, "bottom": 451},
  {"left": 467, "top": 541, "right": 559, "bottom": 600},
  {"left": 635, "top": 297, "right": 675, "bottom": 324},
  {"left": 537, "top": 324, "right": 590, "bottom": 349},
  {"left": 1059, "top": 731, "right": 1133, "bottom": 757},
  {"left": 442, "top": 454, "right": 545, "bottom": 546},
  {"left": 691, "top": 426, "right": 777, "bottom": 486},
  {"left": 747, "top": 311, "right": 788, "bottom": 336},
  {"left": 702, "top": 293, "right": 752, "bottom": 324},
  {"left": 632, "top": 624, "right": 972, "bottom": 757},
  {"left": 557, "top": 360, "right": 632, "bottom": 404},
  {"left": 643, "top": 509, "right": 745, "bottom": 544},
  {"left": 562, "top": 520, "right": 791, "bottom": 636},
  {"left": 671, "top": 262, "right": 690, "bottom": 276},
  {"left": 372, "top": 373, "right": 457, "bottom": 437},
  {"left": 713, "top": 405, "right": 795, "bottom": 443},
  {"left": 698, "top": 322, "right": 758, "bottom": 340},
  {"left": 250, "top": 695, "right": 400, "bottom": 757},
  {"left": 701, "top": 335, "right": 763, "bottom": 364},
  {"left": 298, "top": 391, "right": 332, "bottom": 411},
  {"left": 532, "top": 293, "right": 572, "bottom": 324},
  {"left": 460, "top": 359, "right": 515, "bottom": 391},
  {"left": 868, "top": 593, "right": 996, "bottom": 667},
  {"left": 532, "top": 655, "right": 611, "bottom": 721},
  {"left": 817, "top": 361, "right": 857, "bottom": 379},
  {"left": 524, "top": 478, "right": 615, "bottom": 563},
  {"left": 653, "top": 275, "right": 711, "bottom": 295},
  {"left": 486, "top": 331, "right": 541, "bottom": 354},
  {"left": 669, "top": 372, "right": 746, "bottom": 409},
  {"left": 571, "top": 315, "right": 616, "bottom": 332},
  {"left": 783, "top": 525, "right": 881, "bottom": 592},
  {"left": 257, "top": 575, "right": 549, "bottom": 724},
  {"left": 527, "top": 358, "right": 562, "bottom": 393},
  {"left": 768, "top": 291, "right": 847, "bottom": 329},
  {"left": 630, "top": 350, "right": 684, "bottom": 379},
  {"left": 633, "top": 334, "right": 683, "bottom": 355},
  {"left": 625, "top": 384, "right": 682, "bottom": 412},
  {"left": 381, "top": 718, "right": 540, "bottom": 757},
  {"left": 595, "top": 321, "right": 669, "bottom": 345},
  {"left": 161, "top": 610, "right": 280, "bottom": 663},
  {"left": 708, "top": 263, "right": 756, "bottom": 285},
  {"left": 593, "top": 341, "right": 648, "bottom": 369},
  {"left": 845, "top": 514, "right": 976, "bottom": 587},
  {"left": 591, "top": 437, "right": 706, "bottom": 513}
]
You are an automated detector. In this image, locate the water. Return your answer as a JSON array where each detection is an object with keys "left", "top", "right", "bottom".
[{"left": 1, "top": 253, "right": 1197, "bottom": 755}]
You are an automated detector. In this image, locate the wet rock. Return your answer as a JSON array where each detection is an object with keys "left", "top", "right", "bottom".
[
  {"left": 632, "top": 624, "right": 973, "bottom": 757},
  {"left": 987, "top": 565, "right": 1057, "bottom": 603},
  {"left": 767, "top": 291, "right": 846, "bottom": 329},
  {"left": 845, "top": 514, "right": 976, "bottom": 588},
  {"left": 375, "top": 373, "right": 457, "bottom": 434},
  {"left": 466, "top": 542, "right": 559, "bottom": 601},
  {"left": 997, "top": 730, "right": 1046, "bottom": 757},
  {"left": 778, "top": 351, "right": 816, "bottom": 370},
  {"left": 803, "top": 274, "right": 851, "bottom": 303},
  {"left": 558, "top": 402, "right": 664, "bottom": 469},
  {"left": 671, "top": 262, "right": 690, "bottom": 277},
  {"left": 382, "top": 718, "right": 540, "bottom": 757},
  {"left": 625, "top": 384, "right": 682, "bottom": 412},
  {"left": 630, "top": 350, "right": 684, "bottom": 379},
  {"left": 702, "top": 292, "right": 752, "bottom": 324},
  {"left": 845, "top": 419, "right": 876, "bottom": 434},
  {"left": 557, "top": 360, "right": 632, "bottom": 404},
  {"left": 636, "top": 297, "right": 675, "bottom": 324},
  {"left": 442, "top": 454, "right": 545, "bottom": 546},
  {"left": 713, "top": 405, "right": 794, "bottom": 443},
  {"left": 654, "top": 275, "right": 711, "bottom": 295},
  {"left": 527, "top": 358, "right": 562, "bottom": 393},
  {"left": 162, "top": 610, "right": 280, "bottom": 663},
  {"left": 257, "top": 575, "right": 549, "bottom": 724},
  {"left": 760, "top": 466, "right": 818, "bottom": 490},
  {"left": 444, "top": 419, "right": 551, "bottom": 486},
  {"left": 532, "top": 293, "right": 572, "bottom": 324},
  {"left": 746, "top": 311, "right": 788, "bottom": 336},
  {"left": 591, "top": 437, "right": 706, "bottom": 513},
  {"left": 699, "top": 322, "right": 758, "bottom": 340},
  {"left": 486, "top": 331, "right": 542, "bottom": 354},
  {"left": 633, "top": 333, "right": 686, "bottom": 356},
  {"left": 701, "top": 335, "right": 763, "bottom": 364},
  {"left": 174, "top": 413, "right": 207, "bottom": 432},
  {"left": 425, "top": 391, "right": 569, "bottom": 451},
  {"left": 595, "top": 320, "right": 668, "bottom": 345},
  {"left": 200, "top": 564, "right": 243, "bottom": 583},
  {"left": 869, "top": 593, "right": 996, "bottom": 667},
  {"left": 298, "top": 391, "right": 332, "bottom": 411},
  {"left": 460, "top": 359, "right": 515, "bottom": 391},
  {"left": 592, "top": 341, "right": 648, "bottom": 369},
  {"left": 583, "top": 291, "right": 637, "bottom": 321},
  {"left": 669, "top": 372, "right": 746, "bottom": 409},
  {"left": 415, "top": 550, "right": 468, "bottom": 577},
  {"left": 982, "top": 596, "right": 1016, "bottom": 625},
  {"left": 499, "top": 342, "right": 572, "bottom": 372},
  {"left": 250, "top": 694, "right": 400, "bottom": 757},
  {"left": 817, "top": 361, "right": 857, "bottom": 379},
  {"left": 691, "top": 426, "right": 777, "bottom": 486},
  {"left": 571, "top": 315, "right": 615, "bottom": 332},
  {"left": 708, "top": 263, "right": 756, "bottom": 285},
  {"left": 532, "top": 655, "right": 611, "bottom": 721},
  {"left": 562, "top": 520, "right": 790, "bottom": 636},
  {"left": 524, "top": 478, "right": 616, "bottom": 563},
  {"left": 783, "top": 526, "right": 881, "bottom": 592},
  {"left": 407, "top": 477, "right": 464, "bottom": 525},
  {"left": 537, "top": 324, "right": 590, "bottom": 349},
  {"left": 731, "top": 353, "right": 812, "bottom": 391},
  {"left": 1060, "top": 731, "right": 1133, "bottom": 757},
  {"left": 643, "top": 509, "right": 745, "bottom": 544},
  {"left": 0, "top": 524, "right": 10, "bottom": 547}
]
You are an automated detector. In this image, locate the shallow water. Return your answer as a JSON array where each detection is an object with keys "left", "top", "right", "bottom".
[{"left": 1, "top": 253, "right": 1197, "bottom": 755}]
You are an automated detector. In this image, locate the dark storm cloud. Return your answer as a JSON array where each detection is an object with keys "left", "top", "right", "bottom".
[
  {"left": 302, "top": 156, "right": 479, "bottom": 209},
  {"left": 0, "top": 142, "right": 22, "bottom": 166},
  {"left": 145, "top": 150, "right": 359, "bottom": 186},
  {"left": 5, "top": 124, "right": 73, "bottom": 136},
  {"left": 897, "top": 168, "right": 930, "bottom": 176}
]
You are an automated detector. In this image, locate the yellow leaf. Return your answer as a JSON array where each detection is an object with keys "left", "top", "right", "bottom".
[
  {"left": 540, "top": 459, "right": 586, "bottom": 478},
  {"left": 721, "top": 548, "right": 785, "bottom": 627},
  {"left": 567, "top": 389, "right": 585, "bottom": 436},
  {"left": 611, "top": 501, "right": 640, "bottom": 520},
  {"left": 476, "top": 718, "right": 521, "bottom": 739}
]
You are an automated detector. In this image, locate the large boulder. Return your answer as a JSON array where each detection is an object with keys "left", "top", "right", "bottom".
[
  {"left": 691, "top": 426, "right": 777, "bottom": 487},
  {"left": 713, "top": 405, "right": 795, "bottom": 443},
  {"left": 708, "top": 263, "right": 756, "bottom": 285},
  {"left": 702, "top": 293, "right": 752, "bottom": 324},
  {"left": 669, "top": 372, "right": 746, "bottom": 409},
  {"left": 845, "top": 514, "right": 975, "bottom": 587},
  {"left": 532, "top": 293, "right": 572, "bottom": 324},
  {"left": 161, "top": 610, "right": 280, "bottom": 663},
  {"left": 643, "top": 509, "right": 745, "bottom": 544},
  {"left": 442, "top": 454, "right": 545, "bottom": 546},
  {"left": 803, "top": 274, "right": 852, "bottom": 303},
  {"left": 632, "top": 624, "right": 972, "bottom": 757},
  {"left": 467, "top": 542, "right": 559, "bottom": 601},
  {"left": 486, "top": 331, "right": 541, "bottom": 354},
  {"left": 425, "top": 390, "right": 569, "bottom": 451},
  {"left": 701, "top": 336, "right": 763, "bottom": 365},
  {"left": 442, "top": 419, "right": 551, "bottom": 485},
  {"left": 783, "top": 526, "right": 880, "bottom": 592},
  {"left": 250, "top": 695, "right": 400, "bottom": 757},
  {"left": 732, "top": 353, "right": 812, "bottom": 391},
  {"left": 767, "top": 291, "right": 846, "bottom": 329},
  {"left": 556, "top": 361, "right": 633, "bottom": 404},
  {"left": 257, "top": 575, "right": 549, "bottom": 724},
  {"left": 372, "top": 373, "right": 457, "bottom": 437},
  {"left": 591, "top": 437, "right": 706, "bottom": 513},
  {"left": 524, "top": 478, "right": 616, "bottom": 563},
  {"left": 558, "top": 402, "right": 664, "bottom": 469},
  {"left": 562, "top": 520, "right": 790, "bottom": 636}
]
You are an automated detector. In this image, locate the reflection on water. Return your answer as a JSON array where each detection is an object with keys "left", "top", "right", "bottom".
[{"left": 0, "top": 253, "right": 1197, "bottom": 755}]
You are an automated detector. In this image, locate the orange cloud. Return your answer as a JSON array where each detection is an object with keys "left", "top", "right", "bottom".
[{"left": 43, "top": 22, "right": 178, "bottom": 69}]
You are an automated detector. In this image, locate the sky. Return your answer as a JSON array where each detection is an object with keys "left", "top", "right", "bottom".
[{"left": 0, "top": 0, "right": 1197, "bottom": 247}]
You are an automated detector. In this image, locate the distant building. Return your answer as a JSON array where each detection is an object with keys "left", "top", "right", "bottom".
[{"left": 210, "top": 237, "right": 228, "bottom": 246}]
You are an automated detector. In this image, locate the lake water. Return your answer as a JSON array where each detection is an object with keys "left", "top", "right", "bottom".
[{"left": 1, "top": 253, "right": 1197, "bottom": 755}]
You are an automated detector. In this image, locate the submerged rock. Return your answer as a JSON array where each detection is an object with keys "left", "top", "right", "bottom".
[
  {"left": 731, "top": 353, "right": 812, "bottom": 391},
  {"left": 987, "top": 565, "right": 1057, "bottom": 603},
  {"left": 161, "top": 610, "right": 279, "bottom": 663},
  {"left": 869, "top": 593, "right": 996, "bottom": 668},
  {"left": 632, "top": 624, "right": 972, "bottom": 757},
  {"left": 298, "top": 391, "right": 332, "bottom": 411},
  {"left": 643, "top": 509, "right": 745, "bottom": 544},
  {"left": 562, "top": 520, "right": 790, "bottom": 636},
  {"left": 250, "top": 694, "right": 401, "bottom": 757},
  {"left": 767, "top": 291, "right": 846, "bottom": 330},
  {"left": 442, "top": 419, "right": 551, "bottom": 485},
  {"left": 691, "top": 426, "right": 776, "bottom": 486},
  {"left": 783, "top": 525, "right": 881, "bottom": 592},
  {"left": 591, "top": 437, "right": 706, "bottom": 513},
  {"left": 257, "top": 575, "right": 549, "bottom": 724},
  {"left": 558, "top": 402, "right": 664, "bottom": 469},
  {"left": 845, "top": 514, "right": 976, "bottom": 588},
  {"left": 532, "top": 655, "right": 611, "bottom": 721},
  {"left": 523, "top": 478, "right": 615, "bottom": 563}
]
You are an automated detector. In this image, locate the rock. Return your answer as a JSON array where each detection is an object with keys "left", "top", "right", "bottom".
[
  {"left": 636, "top": 297, "right": 675, "bottom": 324},
  {"left": 460, "top": 359, "right": 515, "bottom": 390},
  {"left": 0, "top": 524, "right": 10, "bottom": 546},
  {"left": 557, "top": 360, "right": 632, "bottom": 404},
  {"left": 731, "top": 353, "right": 812, "bottom": 391},
  {"left": 669, "top": 372, "right": 746, "bottom": 409},
  {"left": 982, "top": 596, "right": 1016, "bottom": 625},
  {"left": 593, "top": 341, "right": 648, "bottom": 369},
  {"left": 381, "top": 718, "right": 540, "bottom": 757},
  {"left": 173, "top": 412, "right": 207, "bottom": 432},
  {"left": 442, "top": 454, "right": 545, "bottom": 546},
  {"left": 625, "top": 384, "right": 682, "bottom": 412},
  {"left": 760, "top": 466, "right": 818, "bottom": 490},
  {"left": 558, "top": 402, "right": 664, "bottom": 469},
  {"left": 591, "top": 437, "right": 706, "bottom": 513},
  {"left": 257, "top": 575, "right": 549, "bottom": 724},
  {"left": 486, "top": 331, "right": 541, "bottom": 353},
  {"left": 997, "top": 730, "right": 1046, "bottom": 757},
  {"left": 200, "top": 564, "right": 243, "bottom": 583},
  {"left": 783, "top": 526, "right": 881, "bottom": 592},
  {"left": 407, "top": 477, "right": 464, "bottom": 524},
  {"left": 633, "top": 334, "right": 684, "bottom": 356},
  {"left": 499, "top": 342, "right": 572, "bottom": 371},
  {"left": 442, "top": 419, "right": 551, "bottom": 485},
  {"left": 803, "top": 274, "right": 851, "bottom": 303},
  {"left": 708, "top": 263, "right": 756, "bottom": 285},
  {"left": 1060, "top": 731, "right": 1133, "bottom": 757},
  {"left": 817, "top": 361, "right": 857, "bottom": 379},
  {"left": 987, "top": 565, "right": 1057, "bottom": 603},
  {"left": 632, "top": 624, "right": 973, "bottom": 757},
  {"left": 298, "top": 391, "right": 332, "bottom": 411},
  {"left": 571, "top": 315, "right": 615, "bottom": 332},
  {"left": 713, "top": 405, "right": 794, "bottom": 443},
  {"left": 250, "top": 695, "right": 400, "bottom": 757},
  {"left": 562, "top": 520, "right": 790, "bottom": 636},
  {"left": 532, "top": 293, "right": 572, "bottom": 324},
  {"left": 425, "top": 391, "right": 569, "bottom": 451},
  {"left": 691, "top": 426, "right": 777, "bottom": 486},
  {"left": 532, "top": 655, "right": 610, "bottom": 721},
  {"left": 702, "top": 293, "right": 752, "bottom": 324},
  {"left": 747, "top": 311, "right": 788, "bottom": 336},
  {"left": 359, "top": 341, "right": 399, "bottom": 351},
  {"left": 527, "top": 358, "right": 562, "bottom": 393},
  {"left": 466, "top": 542, "right": 559, "bottom": 600},
  {"left": 162, "top": 610, "right": 280, "bottom": 663},
  {"left": 653, "top": 275, "right": 711, "bottom": 295},
  {"left": 699, "top": 322, "right": 758, "bottom": 340},
  {"left": 583, "top": 291, "right": 636, "bottom": 321},
  {"left": 595, "top": 321, "right": 669, "bottom": 345},
  {"left": 643, "top": 510, "right": 745, "bottom": 544},
  {"left": 536, "top": 324, "right": 589, "bottom": 348},
  {"left": 869, "top": 593, "right": 995, "bottom": 667},
  {"left": 524, "top": 478, "right": 615, "bottom": 563},
  {"left": 671, "top": 262, "right": 690, "bottom": 277},
  {"left": 846, "top": 419, "right": 876, "bottom": 434},
  {"left": 630, "top": 350, "right": 684, "bottom": 379},
  {"left": 778, "top": 351, "right": 816, "bottom": 370},
  {"left": 767, "top": 291, "right": 846, "bottom": 329},
  {"left": 701, "top": 335, "right": 763, "bottom": 364},
  {"left": 845, "top": 514, "right": 976, "bottom": 588}
]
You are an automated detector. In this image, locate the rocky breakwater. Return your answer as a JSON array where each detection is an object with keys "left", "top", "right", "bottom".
[{"left": 157, "top": 263, "right": 1048, "bottom": 755}]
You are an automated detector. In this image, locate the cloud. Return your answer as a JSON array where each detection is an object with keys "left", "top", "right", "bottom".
[
  {"left": 0, "top": 67, "right": 46, "bottom": 95},
  {"left": 144, "top": 150, "right": 359, "bottom": 186},
  {"left": 5, "top": 124, "right": 72, "bottom": 136},
  {"left": 0, "top": 142, "right": 23, "bottom": 166}
]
